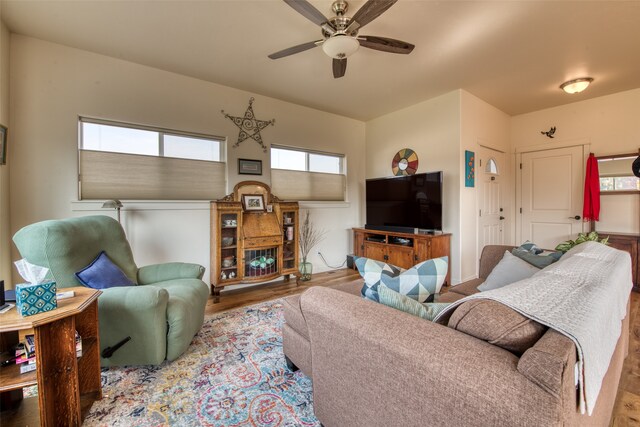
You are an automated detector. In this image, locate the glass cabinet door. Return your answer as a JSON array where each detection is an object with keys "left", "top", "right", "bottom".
[
  {"left": 282, "top": 211, "right": 296, "bottom": 271},
  {"left": 219, "top": 212, "right": 238, "bottom": 281}
]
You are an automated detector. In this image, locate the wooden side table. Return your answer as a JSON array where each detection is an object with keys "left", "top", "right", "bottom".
[{"left": 0, "top": 287, "right": 102, "bottom": 426}]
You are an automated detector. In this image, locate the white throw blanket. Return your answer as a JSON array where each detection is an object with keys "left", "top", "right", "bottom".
[{"left": 434, "top": 242, "right": 632, "bottom": 415}]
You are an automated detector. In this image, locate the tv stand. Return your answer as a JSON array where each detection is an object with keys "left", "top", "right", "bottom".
[{"left": 353, "top": 228, "right": 451, "bottom": 286}]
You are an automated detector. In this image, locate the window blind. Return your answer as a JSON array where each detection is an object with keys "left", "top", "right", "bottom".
[
  {"left": 80, "top": 150, "right": 226, "bottom": 200},
  {"left": 271, "top": 169, "right": 345, "bottom": 201}
]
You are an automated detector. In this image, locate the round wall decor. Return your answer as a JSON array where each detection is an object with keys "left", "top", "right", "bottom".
[
  {"left": 391, "top": 148, "right": 419, "bottom": 176},
  {"left": 633, "top": 155, "right": 640, "bottom": 178}
]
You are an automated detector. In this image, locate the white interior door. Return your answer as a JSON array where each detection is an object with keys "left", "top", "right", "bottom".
[
  {"left": 478, "top": 150, "right": 504, "bottom": 257},
  {"left": 520, "top": 145, "right": 584, "bottom": 249}
]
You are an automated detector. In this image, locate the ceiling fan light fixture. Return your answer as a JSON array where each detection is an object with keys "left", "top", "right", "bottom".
[
  {"left": 322, "top": 35, "right": 359, "bottom": 59},
  {"left": 560, "top": 77, "right": 594, "bottom": 94}
]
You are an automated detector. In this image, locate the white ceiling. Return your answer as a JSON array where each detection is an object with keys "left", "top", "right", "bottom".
[{"left": 2, "top": 0, "right": 640, "bottom": 121}]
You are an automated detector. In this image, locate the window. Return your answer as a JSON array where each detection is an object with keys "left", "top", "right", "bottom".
[
  {"left": 598, "top": 156, "right": 639, "bottom": 193},
  {"left": 79, "top": 118, "right": 226, "bottom": 200},
  {"left": 599, "top": 176, "right": 640, "bottom": 192},
  {"left": 485, "top": 158, "right": 499, "bottom": 175},
  {"left": 271, "top": 146, "right": 344, "bottom": 174},
  {"left": 270, "top": 145, "right": 346, "bottom": 201}
]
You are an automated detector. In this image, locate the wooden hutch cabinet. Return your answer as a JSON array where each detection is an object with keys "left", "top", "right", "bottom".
[
  {"left": 599, "top": 231, "right": 640, "bottom": 292},
  {"left": 353, "top": 228, "right": 452, "bottom": 286},
  {"left": 210, "top": 181, "right": 299, "bottom": 301}
]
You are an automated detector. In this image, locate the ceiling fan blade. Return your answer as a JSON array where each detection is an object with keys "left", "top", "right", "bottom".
[
  {"left": 333, "top": 58, "right": 347, "bottom": 78},
  {"left": 358, "top": 35, "right": 414, "bottom": 54},
  {"left": 268, "top": 40, "right": 323, "bottom": 59},
  {"left": 284, "top": 0, "right": 330, "bottom": 26},
  {"left": 347, "top": 0, "right": 397, "bottom": 32}
]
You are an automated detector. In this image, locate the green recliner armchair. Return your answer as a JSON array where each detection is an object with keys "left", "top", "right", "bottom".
[{"left": 12, "top": 215, "right": 209, "bottom": 366}]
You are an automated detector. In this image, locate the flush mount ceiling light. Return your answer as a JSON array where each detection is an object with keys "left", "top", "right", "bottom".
[
  {"left": 322, "top": 34, "right": 360, "bottom": 59},
  {"left": 560, "top": 77, "right": 594, "bottom": 94}
]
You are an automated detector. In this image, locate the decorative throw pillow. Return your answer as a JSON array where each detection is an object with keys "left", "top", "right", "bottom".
[
  {"left": 378, "top": 284, "right": 451, "bottom": 321},
  {"left": 517, "top": 241, "right": 544, "bottom": 255},
  {"left": 75, "top": 251, "right": 135, "bottom": 289},
  {"left": 511, "top": 247, "right": 562, "bottom": 269},
  {"left": 354, "top": 257, "right": 403, "bottom": 302},
  {"left": 379, "top": 256, "right": 448, "bottom": 303},
  {"left": 447, "top": 299, "right": 547, "bottom": 355},
  {"left": 477, "top": 251, "right": 539, "bottom": 292}
]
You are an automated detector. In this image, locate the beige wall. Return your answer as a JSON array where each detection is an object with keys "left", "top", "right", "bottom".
[
  {"left": 0, "top": 14, "right": 10, "bottom": 285},
  {"left": 365, "top": 91, "right": 463, "bottom": 283},
  {"left": 5, "top": 32, "right": 639, "bottom": 289},
  {"left": 510, "top": 88, "right": 640, "bottom": 234},
  {"left": 460, "top": 90, "right": 511, "bottom": 281},
  {"left": 8, "top": 35, "right": 365, "bottom": 287}
]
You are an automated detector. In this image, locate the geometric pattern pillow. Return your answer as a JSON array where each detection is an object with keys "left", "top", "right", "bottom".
[
  {"left": 354, "top": 257, "right": 403, "bottom": 302},
  {"left": 379, "top": 256, "right": 448, "bottom": 303}
]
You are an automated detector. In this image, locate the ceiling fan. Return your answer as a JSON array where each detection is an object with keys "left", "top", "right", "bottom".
[{"left": 268, "top": 0, "right": 414, "bottom": 78}]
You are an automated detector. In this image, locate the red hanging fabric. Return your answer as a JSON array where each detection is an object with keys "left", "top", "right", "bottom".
[{"left": 583, "top": 153, "right": 600, "bottom": 222}]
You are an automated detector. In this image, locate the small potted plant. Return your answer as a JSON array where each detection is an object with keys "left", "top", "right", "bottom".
[
  {"left": 555, "top": 231, "right": 609, "bottom": 253},
  {"left": 298, "top": 211, "right": 325, "bottom": 281}
]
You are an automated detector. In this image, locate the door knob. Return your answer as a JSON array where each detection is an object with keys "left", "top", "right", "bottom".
[
  {"left": 499, "top": 216, "right": 505, "bottom": 220},
  {"left": 569, "top": 215, "right": 581, "bottom": 220}
]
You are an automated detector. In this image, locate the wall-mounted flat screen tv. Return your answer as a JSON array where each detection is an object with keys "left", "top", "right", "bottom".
[{"left": 365, "top": 171, "right": 443, "bottom": 233}]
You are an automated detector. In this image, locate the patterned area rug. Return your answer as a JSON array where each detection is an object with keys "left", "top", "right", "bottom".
[{"left": 83, "top": 300, "right": 320, "bottom": 427}]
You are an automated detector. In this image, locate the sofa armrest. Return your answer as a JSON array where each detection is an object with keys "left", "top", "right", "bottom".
[
  {"left": 98, "top": 285, "right": 169, "bottom": 366},
  {"left": 517, "top": 329, "right": 575, "bottom": 399},
  {"left": 301, "top": 287, "right": 563, "bottom": 427},
  {"left": 137, "top": 262, "right": 205, "bottom": 284}
]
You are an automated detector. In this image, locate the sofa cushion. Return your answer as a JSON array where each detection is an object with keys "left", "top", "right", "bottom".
[
  {"left": 379, "top": 256, "right": 448, "bottom": 303},
  {"left": 354, "top": 257, "right": 403, "bottom": 302},
  {"left": 378, "top": 284, "right": 451, "bottom": 321},
  {"left": 448, "top": 278, "right": 483, "bottom": 296},
  {"left": 447, "top": 299, "right": 547, "bottom": 355},
  {"left": 436, "top": 291, "right": 466, "bottom": 303},
  {"left": 75, "top": 251, "right": 135, "bottom": 289},
  {"left": 477, "top": 250, "right": 540, "bottom": 292}
]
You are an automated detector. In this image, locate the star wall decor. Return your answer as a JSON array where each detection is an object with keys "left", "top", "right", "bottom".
[{"left": 221, "top": 97, "right": 275, "bottom": 152}]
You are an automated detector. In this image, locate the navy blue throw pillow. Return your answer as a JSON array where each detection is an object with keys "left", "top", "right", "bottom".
[{"left": 75, "top": 251, "right": 135, "bottom": 289}]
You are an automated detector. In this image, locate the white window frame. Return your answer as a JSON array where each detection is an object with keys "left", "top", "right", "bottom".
[
  {"left": 270, "top": 145, "right": 347, "bottom": 202},
  {"left": 79, "top": 117, "right": 226, "bottom": 161},
  {"left": 271, "top": 144, "right": 345, "bottom": 175},
  {"left": 78, "top": 117, "right": 227, "bottom": 201}
]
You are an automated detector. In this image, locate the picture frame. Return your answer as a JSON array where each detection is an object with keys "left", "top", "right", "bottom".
[
  {"left": 242, "top": 194, "right": 266, "bottom": 212},
  {"left": 238, "top": 158, "right": 262, "bottom": 175},
  {"left": 465, "top": 150, "right": 475, "bottom": 188},
  {"left": 0, "top": 125, "right": 6, "bottom": 165}
]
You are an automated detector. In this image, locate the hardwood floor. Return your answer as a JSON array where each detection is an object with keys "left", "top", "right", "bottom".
[{"left": 208, "top": 269, "right": 640, "bottom": 426}]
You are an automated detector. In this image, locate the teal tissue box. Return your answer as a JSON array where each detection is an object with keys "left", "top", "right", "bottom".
[{"left": 15, "top": 282, "right": 57, "bottom": 316}]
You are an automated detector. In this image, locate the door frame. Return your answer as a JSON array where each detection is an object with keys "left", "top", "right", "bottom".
[
  {"left": 514, "top": 138, "right": 590, "bottom": 244},
  {"left": 476, "top": 145, "right": 506, "bottom": 262}
]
